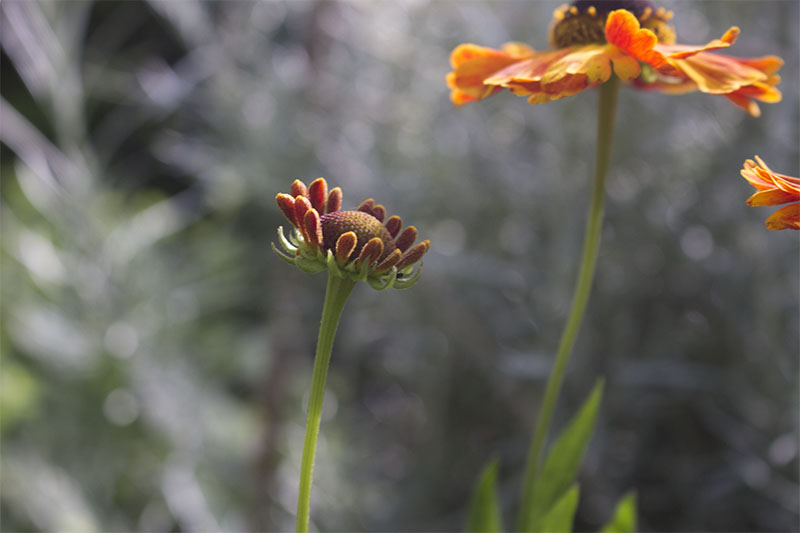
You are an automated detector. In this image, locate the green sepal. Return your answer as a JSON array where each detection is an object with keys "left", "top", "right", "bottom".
[
  {"left": 326, "top": 249, "right": 343, "bottom": 277},
  {"left": 395, "top": 263, "right": 423, "bottom": 289},
  {"left": 271, "top": 242, "right": 297, "bottom": 265},
  {"left": 296, "top": 257, "right": 326, "bottom": 273},
  {"left": 639, "top": 63, "right": 657, "bottom": 84},
  {"left": 277, "top": 226, "right": 298, "bottom": 252}
]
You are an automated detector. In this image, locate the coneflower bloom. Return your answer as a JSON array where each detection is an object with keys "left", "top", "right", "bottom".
[
  {"left": 273, "top": 178, "right": 430, "bottom": 289},
  {"left": 741, "top": 156, "right": 800, "bottom": 230},
  {"left": 447, "top": 0, "right": 782, "bottom": 116}
]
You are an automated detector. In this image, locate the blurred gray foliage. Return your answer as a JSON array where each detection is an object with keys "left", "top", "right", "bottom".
[{"left": 1, "top": 1, "right": 797, "bottom": 532}]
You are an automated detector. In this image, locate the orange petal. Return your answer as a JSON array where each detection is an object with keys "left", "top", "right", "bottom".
[
  {"left": 276, "top": 193, "right": 298, "bottom": 228},
  {"left": 658, "top": 27, "right": 739, "bottom": 61},
  {"left": 741, "top": 161, "right": 776, "bottom": 190},
  {"left": 746, "top": 189, "right": 799, "bottom": 207},
  {"left": 294, "top": 195, "right": 313, "bottom": 240},
  {"left": 308, "top": 178, "right": 328, "bottom": 214},
  {"left": 665, "top": 52, "right": 780, "bottom": 95},
  {"left": 604, "top": 9, "right": 667, "bottom": 68},
  {"left": 765, "top": 203, "right": 800, "bottom": 230},
  {"left": 358, "top": 198, "right": 375, "bottom": 214},
  {"left": 304, "top": 209, "right": 323, "bottom": 249},
  {"left": 372, "top": 204, "right": 386, "bottom": 223},
  {"left": 335, "top": 231, "right": 357, "bottom": 264},
  {"left": 375, "top": 249, "right": 402, "bottom": 273},
  {"left": 356, "top": 237, "right": 384, "bottom": 267},
  {"left": 291, "top": 179, "right": 309, "bottom": 199},
  {"left": 385, "top": 216, "right": 402, "bottom": 238},
  {"left": 735, "top": 55, "right": 783, "bottom": 76},
  {"left": 396, "top": 240, "right": 430, "bottom": 270},
  {"left": 725, "top": 92, "right": 762, "bottom": 117},
  {"left": 326, "top": 187, "right": 342, "bottom": 214},
  {"left": 484, "top": 46, "right": 604, "bottom": 103},
  {"left": 395, "top": 226, "right": 418, "bottom": 252}
]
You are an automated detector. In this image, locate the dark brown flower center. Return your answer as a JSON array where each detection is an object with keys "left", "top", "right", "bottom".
[
  {"left": 550, "top": 0, "right": 675, "bottom": 48},
  {"left": 573, "top": 0, "right": 654, "bottom": 18},
  {"left": 320, "top": 210, "right": 396, "bottom": 259}
]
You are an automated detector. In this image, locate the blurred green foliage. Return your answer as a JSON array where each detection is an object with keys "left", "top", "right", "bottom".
[{"left": 1, "top": 1, "right": 798, "bottom": 532}]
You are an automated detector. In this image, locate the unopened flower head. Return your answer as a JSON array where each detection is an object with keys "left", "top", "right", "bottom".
[
  {"left": 740, "top": 156, "right": 800, "bottom": 231},
  {"left": 447, "top": 0, "right": 782, "bottom": 116},
  {"left": 273, "top": 178, "right": 430, "bottom": 289}
]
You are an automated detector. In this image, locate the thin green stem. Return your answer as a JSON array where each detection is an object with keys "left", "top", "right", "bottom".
[
  {"left": 517, "top": 76, "right": 620, "bottom": 532},
  {"left": 296, "top": 271, "right": 356, "bottom": 533}
]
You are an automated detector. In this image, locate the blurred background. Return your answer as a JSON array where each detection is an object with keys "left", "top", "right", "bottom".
[{"left": 1, "top": 1, "right": 798, "bottom": 531}]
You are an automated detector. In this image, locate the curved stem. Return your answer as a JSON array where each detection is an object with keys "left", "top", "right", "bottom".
[
  {"left": 296, "top": 271, "right": 356, "bottom": 533},
  {"left": 518, "top": 76, "right": 620, "bottom": 532}
]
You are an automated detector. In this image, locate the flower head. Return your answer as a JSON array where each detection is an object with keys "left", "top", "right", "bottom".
[
  {"left": 273, "top": 178, "right": 430, "bottom": 289},
  {"left": 447, "top": 0, "right": 782, "bottom": 115},
  {"left": 740, "top": 156, "right": 800, "bottom": 230}
]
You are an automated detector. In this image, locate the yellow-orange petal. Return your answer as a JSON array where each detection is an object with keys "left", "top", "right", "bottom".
[
  {"left": 447, "top": 43, "right": 534, "bottom": 105},
  {"left": 664, "top": 52, "right": 780, "bottom": 95},
  {"left": 746, "top": 189, "right": 799, "bottom": 206},
  {"left": 658, "top": 27, "right": 739, "bottom": 61},
  {"left": 736, "top": 55, "right": 784, "bottom": 76},
  {"left": 604, "top": 9, "right": 666, "bottom": 68},
  {"left": 483, "top": 48, "right": 572, "bottom": 88},
  {"left": 610, "top": 52, "right": 641, "bottom": 81},
  {"left": 741, "top": 159, "right": 777, "bottom": 190},
  {"left": 725, "top": 92, "right": 762, "bottom": 117},
  {"left": 450, "top": 43, "right": 514, "bottom": 68},
  {"left": 765, "top": 204, "right": 800, "bottom": 231},
  {"left": 540, "top": 45, "right": 613, "bottom": 86},
  {"left": 501, "top": 42, "right": 536, "bottom": 58},
  {"left": 741, "top": 158, "right": 800, "bottom": 203},
  {"left": 483, "top": 46, "right": 605, "bottom": 103}
]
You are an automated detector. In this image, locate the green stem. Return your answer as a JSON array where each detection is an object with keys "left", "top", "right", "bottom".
[
  {"left": 517, "top": 76, "right": 620, "bottom": 532},
  {"left": 296, "top": 271, "right": 356, "bottom": 533}
]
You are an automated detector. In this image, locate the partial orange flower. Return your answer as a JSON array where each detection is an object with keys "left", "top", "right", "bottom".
[
  {"left": 447, "top": 1, "right": 782, "bottom": 116},
  {"left": 741, "top": 156, "right": 800, "bottom": 230}
]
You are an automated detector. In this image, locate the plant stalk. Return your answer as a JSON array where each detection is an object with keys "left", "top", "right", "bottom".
[
  {"left": 296, "top": 271, "right": 356, "bottom": 533},
  {"left": 517, "top": 75, "right": 620, "bottom": 532}
]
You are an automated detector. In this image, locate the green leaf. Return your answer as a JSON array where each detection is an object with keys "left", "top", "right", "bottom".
[
  {"left": 527, "top": 378, "right": 604, "bottom": 532},
  {"left": 466, "top": 458, "right": 503, "bottom": 533},
  {"left": 539, "top": 485, "right": 579, "bottom": 533},
  {"left": 600, "top": 492, "right": 637, "bottom": 533}
]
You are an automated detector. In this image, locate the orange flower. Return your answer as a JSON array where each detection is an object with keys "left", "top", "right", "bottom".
[
  {"left": 447, "top": 1, "right": 782, "bottom": 116},
  {"left": 741, "top": 157, "right": 800, "bottom": 230}
]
